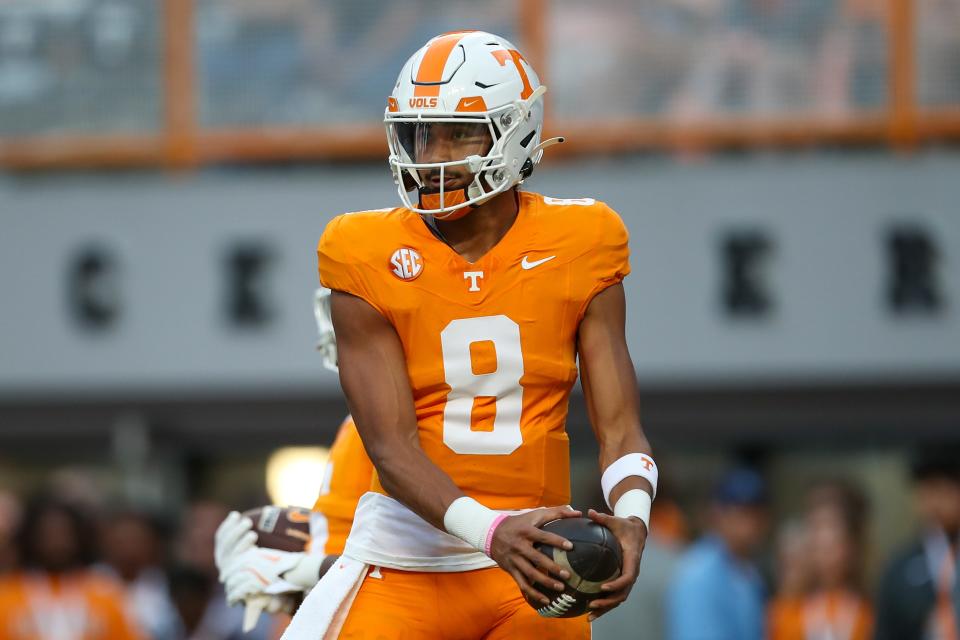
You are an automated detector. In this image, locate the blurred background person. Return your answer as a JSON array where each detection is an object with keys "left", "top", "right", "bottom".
[
  {"left": 0, "top": 493, "right": 142, "bottom": 640},
  {"left": 666, "top": 467, "right": 770, "bottom": 640},
  {"left": 0, "top": 491, "right": 21, "bottom": 575},
  {"left": 160, "top": 564, "right": 238, "bottom": 640},
  {"left": 956, "top": 549, "right": 960, "bottom": 639},
  {"left": 768, "top": 480, "right": 873, "bottom": 640},
  {"left": 874, "top": 449, "right": 960, "bottom": 640},
  {"left": 96, "top": 507, "right": 178, "bottom": 640},
  {"left": 771, "top": 519, "right": 809, "bottom": 605},
  {"left": 170, "top": 500, "right": 272, "bottom": 640},
  {"left": 916, "top": 0, "right": 960, "bottom": 106},
  {"left": 956, "top": 552, "right": 960, "bottom": 638}
]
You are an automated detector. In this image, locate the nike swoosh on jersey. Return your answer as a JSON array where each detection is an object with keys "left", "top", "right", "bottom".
[{"left": 521, "top": 255, "right": 557, "bottom": 270}]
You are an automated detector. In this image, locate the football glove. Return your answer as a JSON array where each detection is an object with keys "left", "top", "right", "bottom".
[
  {"left": 222, "top": 546, "right": 326, "bottom": 606},
  {"left": 214, "top": 511, "right": 258, "bottom": 580},
  {"left": 241, "top": 593, "right": 298, "bottom": 632}
]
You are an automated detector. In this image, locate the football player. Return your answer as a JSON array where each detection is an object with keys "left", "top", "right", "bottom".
[
  {"left": 214, "top": 288, "right": 373, "bottom": 632},
  {"left": 281, "top": 30, "right": 659, "bottom": 640}
]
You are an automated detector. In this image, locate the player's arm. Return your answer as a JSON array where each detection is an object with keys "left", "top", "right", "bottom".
[
  {"left": 576, "top": 282, "right": 654, "bottom": 621},
  {"left": 330, "top": 289, "right": 459, "bottom": 524},
  {"left": 331, "top": 290, "right": 579, "bottom": 605}
]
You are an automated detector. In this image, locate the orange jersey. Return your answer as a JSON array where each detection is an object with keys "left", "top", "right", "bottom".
[
  {"left": 0, "top": 571, "right": 142, "bottom": 640},
  {"left": 318, "top": 192, "right": 629, "bottom": 511},
  {"left": 768, "top": 591, "right": 873, "bottom": 640},
  {"left": 310, "top": 416, "right": 374, "bottom": 555}
]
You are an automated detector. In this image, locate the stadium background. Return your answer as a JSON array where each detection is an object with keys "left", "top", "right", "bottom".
[{"left": 0, "top": 0, "right": 958, "bottom": 638}]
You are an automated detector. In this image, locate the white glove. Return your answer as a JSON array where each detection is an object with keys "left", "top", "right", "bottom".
[
  {"left": 214, "top": 511, "right": 257, "bottom": 580},
  {"left": 222, "top": 547, "right": 326, "bottom": 606},
  {"left": 241, "top": 593, "right": 297, "bottom": 633}
]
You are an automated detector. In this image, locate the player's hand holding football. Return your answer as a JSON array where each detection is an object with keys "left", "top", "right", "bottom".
[
  {"left": 585, "top": 508, "right": 647, "bottom": 621},
  {"left": 488, "top": 506, "right": 582, "bottom": 606}
]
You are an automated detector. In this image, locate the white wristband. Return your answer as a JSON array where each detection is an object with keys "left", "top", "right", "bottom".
[
  {"left": 443, "top": 497, "right": 500, "bottom": 553},
  {"left": 601, "top": 453, "right": 658, "bottom": 509},
  {"left": 613, "top": 489, "right": 652, "bottom": 531}
]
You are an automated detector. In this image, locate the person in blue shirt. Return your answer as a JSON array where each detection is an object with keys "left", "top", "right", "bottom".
[
  {"left": 667, "top": 467, "right": 770, "bottom": 640},
  {"left": 954, "top": 552, "right": 960, "bottom": 632}
]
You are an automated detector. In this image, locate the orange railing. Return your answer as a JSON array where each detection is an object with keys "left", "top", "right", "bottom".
[{"left": 0, "top": 0, "right": 957, "bottom": 171}]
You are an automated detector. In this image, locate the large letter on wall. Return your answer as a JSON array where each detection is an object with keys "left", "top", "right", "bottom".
[
  {"left": 226, "top": 243, "right": 274, "bottom": 328},
  {"left": 68, "top": 244, "right": 121, "bottom": 331},
  {"left": 720, "top": 230, "right": 774, "bottom": 318}
]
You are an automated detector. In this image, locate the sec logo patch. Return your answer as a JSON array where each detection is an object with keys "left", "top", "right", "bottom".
[{"left": 389, "top": 247, "right": 423, "bottom": 281}]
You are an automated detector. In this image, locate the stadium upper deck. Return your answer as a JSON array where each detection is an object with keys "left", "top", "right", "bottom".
[{"left": 0, "top": 0, "right": 958, "bottom": 169}]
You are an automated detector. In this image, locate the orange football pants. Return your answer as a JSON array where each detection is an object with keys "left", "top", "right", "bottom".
[{"left": 337, "top": 566, "right": 590, "bottom": 640}]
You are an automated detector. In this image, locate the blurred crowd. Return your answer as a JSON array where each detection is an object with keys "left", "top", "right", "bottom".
[
  {"left": 1, "top": 449, "right": 958, "bottom": 640},
  {"left": 550, "top": 0, "right": 889, "bottom": 119},
  {"left": 0, "top": 491, "right": 278, "bottom": 640},
  {"left": 593, "top": 448, "right": 960, "bottom": 640},
  {"left": 1, "top": 0, "right": 959, "bottom": 135},
  {"left": 0, "top": 0, "right": 161, "bottom": 135}
]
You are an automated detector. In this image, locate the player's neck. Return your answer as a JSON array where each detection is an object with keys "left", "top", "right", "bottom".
[{"left": 434, "top": 189, "right": 519, "bottom": 263}]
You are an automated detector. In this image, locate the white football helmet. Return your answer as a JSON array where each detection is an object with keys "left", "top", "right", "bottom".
[
  {"left": 385, "top": 30, "right": 562, "bottom": 218},
  {"left": 314, "top": 288, "right": 337, "bottom": 372}
]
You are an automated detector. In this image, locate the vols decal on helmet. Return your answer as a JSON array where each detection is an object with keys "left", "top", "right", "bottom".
[
  {"left": 389, "top": 247, "right": 424, "bottom": 281},
  {"left": 490, "top": 49, "right": 534, "bottom": 100}
]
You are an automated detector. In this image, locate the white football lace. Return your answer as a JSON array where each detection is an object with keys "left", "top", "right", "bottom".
[{"left": 537, "top": 593, "right": 577, "bottom": 618}]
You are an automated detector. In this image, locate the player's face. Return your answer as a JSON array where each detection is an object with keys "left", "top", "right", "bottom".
[{"left": 395, "top": 122, "right": 492, "bottom": 192}]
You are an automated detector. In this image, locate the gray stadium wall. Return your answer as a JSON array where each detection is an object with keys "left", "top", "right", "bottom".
[{"left": 1, "top": 151, "right": 958, "bottom": 445}]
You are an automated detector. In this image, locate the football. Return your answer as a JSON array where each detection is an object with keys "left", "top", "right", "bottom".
[
  {"left": 241, "top": 505, "right": 312, "bottom": 552},
  {"left": 528, "top": 517, "right": 623, "bottom": 618}
]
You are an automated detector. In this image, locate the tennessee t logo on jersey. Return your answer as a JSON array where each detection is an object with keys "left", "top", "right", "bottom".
[
  {"left": 390, "top": 248, "right": 423, "bottom": 281},
  {"left": 464, "top": 271, "right": 484, "bottom": 292}
]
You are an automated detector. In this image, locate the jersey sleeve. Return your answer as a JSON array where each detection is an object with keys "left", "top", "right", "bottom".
[
  {"left": 311, "top": 416, "right": 374, "bottom": 555},
  {"left": 574, "top": 202, "right": 631, "bottom": 320},
  {"left": 317, "top": 215, "right": 385, "bottom": 316}
]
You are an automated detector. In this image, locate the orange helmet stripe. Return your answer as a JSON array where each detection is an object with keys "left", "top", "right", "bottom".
[{"left": 414, "top": 33, "right": 468, "bottom": 97}]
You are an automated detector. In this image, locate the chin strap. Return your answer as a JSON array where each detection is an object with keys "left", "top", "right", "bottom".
[
  {"left": 532, "top": 136, "right": 565, "bottom": 156},
  {"left": 519, "top": 85, "right": 565, "bottom": 163},
  {"left": 519, "top": 85, "right": 548, "bottom": 120},
  {"left": 518, "top": 136, "right": 565, "bottom": 180}
]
